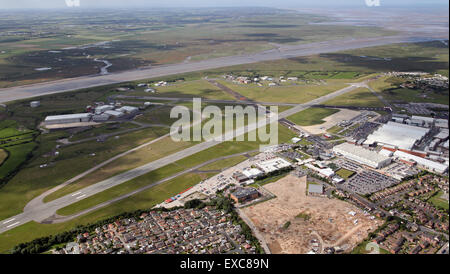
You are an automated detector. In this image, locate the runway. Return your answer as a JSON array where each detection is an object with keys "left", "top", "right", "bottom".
[
  {"left": 0, "top": 80, "right": 368, "bottom": 234},
  {"left": 0, "top": 35, "right": 437, "bottom": 104}
]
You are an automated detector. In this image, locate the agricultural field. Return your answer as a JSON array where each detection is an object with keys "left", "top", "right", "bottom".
[
  {"left": 0, "top": 8, "right": 395, "bottom": 88},
  {"left": 369, "top": 76, "right": 449, "bottom": 105}
]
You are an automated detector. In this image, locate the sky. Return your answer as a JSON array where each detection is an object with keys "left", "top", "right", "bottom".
[{"left": 0, "top": 0, "right": 448, "bottom": 9}]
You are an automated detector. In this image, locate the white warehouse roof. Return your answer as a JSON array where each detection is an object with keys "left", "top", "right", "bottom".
[
  {"left": 364, "top": 121, "right": 430, "bottom": 150},
  {"left": 45, "top": 113, "right": 92, "bottom": 122},
  {"left": 394, "top": 150, "right": 448, "bottom": 174},
  {"left": 256, "top": 157, "right": 292, "bottom": 173},
  {"left": 333, "top": 142, "right": 391, "bottom": 169}
]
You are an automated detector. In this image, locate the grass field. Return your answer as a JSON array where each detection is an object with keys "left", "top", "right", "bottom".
[
  {"left": 0, "top": 127, "right": 168, "bottom": 220},
  {"left": 336, "top": 168, "right": 355, "bottom": 179},
  {"left": 351, "top": 240, "right": 390, "bottom": 254},
  {"left": 55, "top": 123, "right": 295, "bottom": 216},
  {"left": 197, "top": 155, "right": 250, "bottom": 171},
  {"left": 0, "top": 172, "right": 214, "bottom": 254},
  {"left": 129, "top": 79, "right": 235, "bottom": 100},
  {"left": 217, "top": 79, "right": 349, "bottom": 103},
  {"left": 323, "top": 87, "right": 385, "bottom": 107},
  {"left": 0, "top": 8, "right": 395, "bottom": 88},
  {"left": 0, "top": 149, "right": 7, "bottom": 165},
  {"left": 428, "top": 191, "right": 449, "bottom": 211},
  {"left": 286, "top": 108, "right": 339, "bottom": 126}
]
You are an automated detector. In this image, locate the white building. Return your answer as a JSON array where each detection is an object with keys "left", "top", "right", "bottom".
[
  {"left": 364, "top": 121, "right": 430, "bottom": 151},
  {"left": 305, "top": 163, "right": 335, "bottom": 178},
  {"left": 394, "top": 150, "right": 448, "bottom": 174},
  {"left": 44, "top": 113, "right": 92, "bottom": 125},
  {"left": 242, "top": 168, "right": 264, "bottom": 179},
  {"left": 95, "top": 105, "right": 114, "bottom": 114},
  {"left": 117, "top": 106, "right": 139, "bottom": 114},
  {"left": 104, "top": 110, "right": 125, "bottom": 118},
  {"left": 30, "top": 101, "right": 40, "bottom": 108},
  {"left": 256, "top": 157, "right": 292, "bottom": 174},
  {"left": 333, "top": 142, "right": 392, "bottom": 169}
]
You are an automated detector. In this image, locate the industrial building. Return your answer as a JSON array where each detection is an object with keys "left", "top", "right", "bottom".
[
  {"left": 393, "top": 151, "right": 448, "bottom": 174},
  {"left": 104, "top": 110, "right": 125, "bottom": 118},
  {"left": 44, "top": 113, "right": 92, "bottom": 125},
  {"left": 230, "top": 187, "right": 260, "bottom": 204},
  {"left": 255, "top": 157, "right": 292, "bottom": 174},
  {"left": 305, "top": 163, "right": 335, "bottom": 178},
  {"left": 364, "top": 121, "right": 430, "bottom": 151},
  {"left": 95, "top": 105, "right": 115, "bottom": 114},
  {"left": 242, "top": 168, "right": 264, "bottom": 179},
  {"left": 333, "top": 142, "right": 392, "bottom": 169},
  {"left": 308, "top": 183, "right": 324, "bottom": 196},
  {"left": 117, "top": 106, "right": 139, "bottom": 114}
]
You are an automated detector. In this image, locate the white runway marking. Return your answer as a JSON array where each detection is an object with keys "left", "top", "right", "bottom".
[
  {"left": 71, "top": 192, "right": 82, "bottom": 197},
  {"left": 6, "top": 221, "right": 20, "bottom": 228},
  {"left": 76, "top": 194, "right": 86, "bottom": 199},
  {"left": 3, "top": 218, "right": 16, "bottom": 224}
]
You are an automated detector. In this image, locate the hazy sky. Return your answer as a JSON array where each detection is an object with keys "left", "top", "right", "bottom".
[{"left": 0, "top": 0, "right": 448, "bottom": 9}]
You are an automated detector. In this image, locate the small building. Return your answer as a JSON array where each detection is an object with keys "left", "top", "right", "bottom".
[
  {"left": 93, "top": 114, "right": 110, "bottom": 122},
  {"left": 117, "top": 106, "right": 139, "bottom": 114},
  {"left": 30, "top": 101, "right": 41, "bottom": 108},
  {"left": 95, "top": 105, "right": 115, "bottom": 114},
  {"left": 230, "top": 188, "right": 260, "bottom": 204},
  {"left": 104, "top": 110, "right": 125, "bottom": 118},
  {"left": 242, "top": 168, "right": 264, "bottom": 179},
  {"left": 232, "top": 172, "right": 248, "bottom": 183},
  {"left": 308, "top": 183, "right": 324, "bottom": 196}
]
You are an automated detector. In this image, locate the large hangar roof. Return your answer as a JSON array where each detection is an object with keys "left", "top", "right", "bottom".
[{"left": 364, "top": 122, "right": 430, "bottom": 150}]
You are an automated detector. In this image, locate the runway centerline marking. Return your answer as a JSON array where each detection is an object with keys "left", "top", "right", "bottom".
[
  {"left": 76, "top": 194, "right": 86, "bottom": 200},
  {"left": 6, "top": 222, "right": 20, "bottom": 228},
  {"left": 3, "top": 218, "right": 16, "bottom": 224}
]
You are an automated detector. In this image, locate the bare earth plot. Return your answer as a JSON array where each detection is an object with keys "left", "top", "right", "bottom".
[
  {"left": 301, "top": 109, "right": 361, "bottom": 135},
  {"left": 242, "top": 174, "right": 382, "bottom": 254}
]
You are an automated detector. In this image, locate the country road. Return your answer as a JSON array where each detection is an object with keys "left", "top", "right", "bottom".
[
  {"left": 0, "top": 79, "right": 370, "bottom": 234},
  {"left": 0, "top": 35, "right": 438, "bottom": 104}
]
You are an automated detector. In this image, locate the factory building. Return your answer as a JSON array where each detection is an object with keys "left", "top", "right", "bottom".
[
  {"left": 104, "top": 110, "right": 125, "bottom": 118},
  {"left": 44, "top": 113, "right": 92, "bottom": 125},
  {"left": 117, "top": 106, "right": 139, "bottom": 114},
  {"left": 364, "top": 121, "right": 430, "bottom": 151},
  {"left": 95, "top": 105, "right": 115, "bottom": 114},
  {"left": 242, "top": 168, "right": 264, "bottom": 179},
  {"left": 230, "top": 187, "right": 260, "bottom": 204},
  {"left": 393, "top": 151, "right": 448, "bottom": 174},
  {"left": 333, "top": 142, "right": 392, "bottom": 169},
  {"left": 255, "top": 157, "right": 292, "bottom": 174}
]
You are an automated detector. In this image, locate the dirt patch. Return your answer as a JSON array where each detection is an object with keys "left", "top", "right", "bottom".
[
  {"left": 302, "top": 109, "right": 361, "bottom": 135},
  {"left": 242, "top": 174, "right": 382, "bottom": 254}
]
